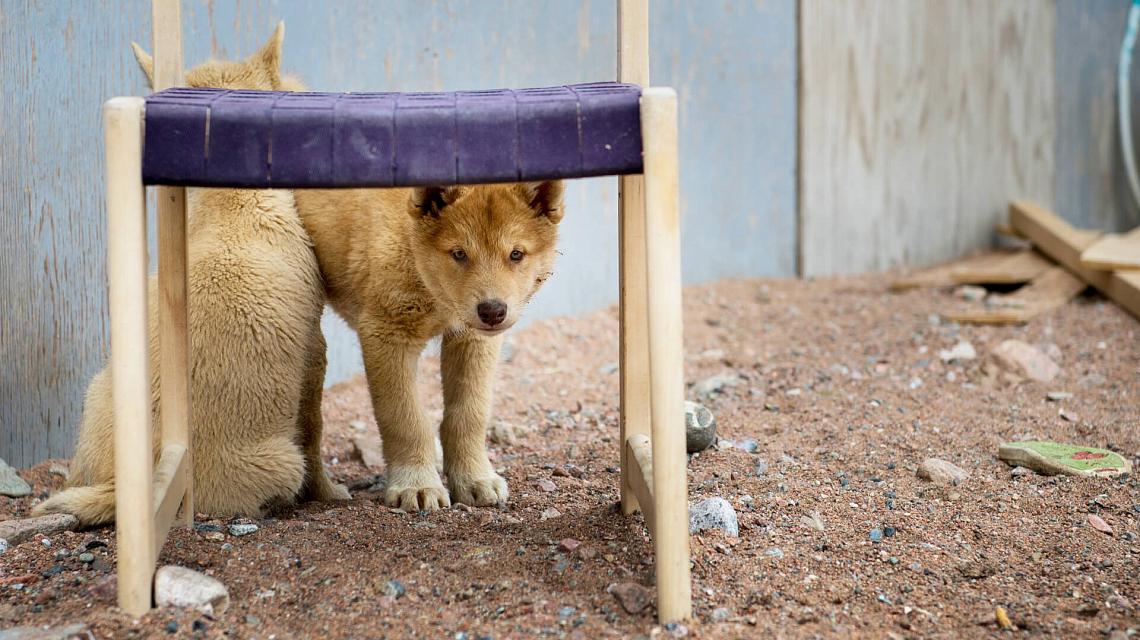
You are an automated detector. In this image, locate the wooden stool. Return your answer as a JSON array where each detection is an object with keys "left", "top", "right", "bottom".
[{"left": 107, "top": 0, "right": 690, "bottom": 622}]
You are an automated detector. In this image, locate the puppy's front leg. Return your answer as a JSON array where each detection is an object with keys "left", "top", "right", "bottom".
[
  {"left": 440, "top": 330, "right": 508, "bottom": 506},
  {"left": 359, "top": 315, "right": 449, "bottom": 511}
]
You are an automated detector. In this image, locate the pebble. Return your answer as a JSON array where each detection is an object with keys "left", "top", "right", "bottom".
[
  {"left": 684, "top": 401, "right": 717, "bottom": 453},
  {"left": 245, "top": 615, "right": 262, "bottom": 627},
  {"left": 540, "top": 508, "right": 561, "bottom": 521},
  {"left": 711, "top": 606, "right": 731, "bottom": 621},
  {"left": 938, "top": 341, "right": 977, "bottom": 362},
  {"left": 537, "top": 479, "right": 557, "bottom": 492},
  {"left": 499, "top": 340, "right": 517, "bottom": 363},
  {"left": 991, "top": 339, "right": 1060, "bottom": 382},
  {"left": 916, "top": 458, "right": 970, "bottom": 485},
  {"left": 955, "top": 285, "right": 987, "bottom": 301},
  {"left": 609, "top": 582, "right": 652, "bottom": 614},
  {"left": 736, "top": 439, "right": 758, "bottom": 453},
  {"left": 691, "top": 374, "right": 740, "bottom": 397},
  {"left": 0, "top": 457, "right": 32, "bottom": 497},
  {"left": 884, "top": 526, "right": 896, "bottom": 538},
  {"left": 558, "top": 538, "right": 581, "bottom": 553},
  {"left": 154, "top": 565, "right": 230, "bottom": 616},
  {"left": 194, "top": 523, "right": 222, "bottom": 532},
  {"left": 1046, "top": 391, "right": 1073, "bottom": 401},
  {"left": 166, "top": 621, "right": 179, "bottom": 633},
  {"left": 753, "top": 457, "right": 769, "bottom": 475},
  {"left": 689, "top": 497, "right": 739, "bottom": 537},
  {"left": 800, "top": 510, "right": 825, "bottom": 532},
  {"left": 205, "top": 532, "right": 225, "bottom": 542},
  {"left": 870, "top": 529, "right": 883, "bottom": 543},
  {"left": 764, "top": 548, "right": 784, "bottom": 559},
  {"left": 227, "top": 524, "right": 259, "bottom": 537},
  {"left": 78, "top": 553, "right": 94, "bottom": 563},
  {"left": 0, "top": 539, "right": 8, "bottom": 554},
  {"left": 557, "top": 606, "right": 577, "bottom": 617},
  {"left": 379, "top": 580, "right": 406, "bottom": 598}
]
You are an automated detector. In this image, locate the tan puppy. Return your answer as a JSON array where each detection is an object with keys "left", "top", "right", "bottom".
[
  {"left": 34, "top": 25, "right": 349, "bottom": 526},
  {"left": 294, "top": 181, "right": 564, "bottom": 511}
]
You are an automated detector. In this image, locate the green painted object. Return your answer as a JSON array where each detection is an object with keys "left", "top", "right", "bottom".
[{"left": 999, "top": 442, "right": 1132, "bottom": 478}]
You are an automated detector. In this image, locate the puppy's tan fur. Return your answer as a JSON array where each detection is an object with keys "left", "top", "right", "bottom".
[
  {"left": 33, "top": 25, "right": 349, "bottom": 526},
  {"left": 294, "top": 181, "right": 564, "bottom": 511}
]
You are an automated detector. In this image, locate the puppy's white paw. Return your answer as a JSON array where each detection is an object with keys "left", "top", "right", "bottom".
[
  {"left": 448, "top": 470, "right": 509, "bottom": 507},
  {"left": 385, "top": 465, "right": 450, "bottom": 511}
]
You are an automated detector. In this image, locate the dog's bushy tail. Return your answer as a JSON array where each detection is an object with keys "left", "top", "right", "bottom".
[{"left": 31, "top": 484, "right": 116, "bottom": 527}]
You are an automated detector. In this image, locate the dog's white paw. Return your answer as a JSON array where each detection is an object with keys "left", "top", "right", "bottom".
[
  {"left": 448, "top": 470, "right": 509, "bottom": 507},
  {"left": 385, "top": 465, "right": 450, "bottom": 511}
]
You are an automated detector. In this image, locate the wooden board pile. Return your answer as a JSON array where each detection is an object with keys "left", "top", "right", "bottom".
[{"left": 891, "top": 201, "right": 1140, "bottom": 324}]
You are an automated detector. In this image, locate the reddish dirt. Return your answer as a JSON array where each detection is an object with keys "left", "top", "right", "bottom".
[{"left": 2, "top": 273, "right": 1138, "bottom": 639}]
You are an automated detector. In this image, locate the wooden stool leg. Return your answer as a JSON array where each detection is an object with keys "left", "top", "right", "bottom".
[
  {"left": 105, "top": 96, "right": 156, "bottom": 617},
  {"left": 641, "top": 87, "right": 692, "bottom": 623},
  {"left": 157, "top": 188, "right": 192, "bottom": 527},
  {"left": 152, "top": 0, "right": 193, "bottom": 529},
  {"left": 617, "top": 0, "right": 651, "bottom": 516}
]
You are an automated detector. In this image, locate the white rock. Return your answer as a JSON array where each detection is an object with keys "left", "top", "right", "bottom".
[
  {"left": 991, "top": 340, "right": 1060, "bottom": 382},
  {"left": 0, "top": 458, "right": 31, "bottom": 497},
  {"left": 938, "top": 341, "right": 977, "bottom": 362},
  {"left": 689, "top": 497, "right": 739, "bottom": 537},
  {"left": 154, "top": 565, "right": 230, "bottom": 616}
]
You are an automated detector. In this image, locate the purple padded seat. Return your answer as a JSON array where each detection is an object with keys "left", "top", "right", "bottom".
[{"left": 142, "top": 83, "right": 643, "bottom": 188}]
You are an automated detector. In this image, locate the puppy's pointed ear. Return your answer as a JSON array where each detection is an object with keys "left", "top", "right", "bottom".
[
  {"left": 518, "top": 181, "right": 566, "bottom": 223},
  {"left": 247, "top": 21, "right": 284, "bottom": 89},
  {"left": 130, "top": 42, "right": 155, "bottom": 89},
  {"left": 409, "top": 186, "right": 462, "bottom": 219}
]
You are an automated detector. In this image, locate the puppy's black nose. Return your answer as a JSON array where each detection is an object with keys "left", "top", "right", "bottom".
[{"left": 477, "top": 301, "right": 508, "bottom": 327}]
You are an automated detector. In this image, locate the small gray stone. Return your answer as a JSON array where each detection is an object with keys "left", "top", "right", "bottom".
[
  {"left": 0, "top": 459, "right": 31, "bottom": 498},
  {"left": 499, "top": 340, "right": 517, "bottom": 363},
  {"left": 763, "top": 548, "right": 784, "bottom": 558},
  {"left": 692, "top": 374, "right": 740, "bottom": 397},
  {"left": 379, "top": 580, "right": 406, "bottom": 598},
  {"left": 916, "top": 458, "right": 970, "bottom": 486},
  {"left": 78, "top": 553, "right": 94, "bottom": 563},
  {"left": 684, "top": 401, "right": 716, "bottom": 453},
  {"left": 736, "top": 439, "right": 758, "bottom": 453},
  {"left": 710, "top": 606, "right": 731, "bottom": 621},
  {"left": 689, "top": 497, "right": 739, "bottom": 537},
  {"left": 870, "top": 529, "right": 883, "bottom": 543},
  {"left": 1046, "top": 391, "right": 1073, "bottom": 402},
  {"left": 227, "top": 524, "right": 258, "bottom": 537},
  {"left": 0, "top": 539, "right": 7, "bottom": 553},
  {"left": 753, "top": 457, "right": 769, "bottom": 475},
  {"left": 154, "top": 565, "right": 230, "bottom": 616}
]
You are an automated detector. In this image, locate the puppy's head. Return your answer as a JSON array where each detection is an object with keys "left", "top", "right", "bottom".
[
  {"left": 408, "top": 182, "right": 565, "bottom": 336},
  {"left": 131, "top": 22, "right": 308, "bottom": 92}
]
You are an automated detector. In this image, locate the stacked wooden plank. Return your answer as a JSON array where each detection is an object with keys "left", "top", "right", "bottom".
[{"left": 890, "top": 201, "right": 1140, "bottom": 324}]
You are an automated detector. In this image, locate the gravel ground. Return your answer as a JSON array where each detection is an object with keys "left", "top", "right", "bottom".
[{"left": 1, "top": 273, "right": 1138, "bottom": 639}]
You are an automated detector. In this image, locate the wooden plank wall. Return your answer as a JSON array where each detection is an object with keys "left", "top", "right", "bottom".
[
  {"left": 1, "top": 0, "right": 797, "bottom": 467},
  {"left": 1055, "top": 0, "right": 1140, "bottom": 232},
  {"left": 799, "top": 0, "right": 1057, "bottom": 276},
  {"left": 1, "top": 2, "right": 150, "bottom": 468}
]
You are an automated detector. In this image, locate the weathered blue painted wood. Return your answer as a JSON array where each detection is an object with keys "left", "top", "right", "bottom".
[
  {"left": 1056, "top": 0, "right": 1140, "bottom": 232},
  {"left": 1, "top": 0, "right": 798, "bottom": 467},
  {"left": 1, "top": 2, "right": 150, "bottom": 468}
]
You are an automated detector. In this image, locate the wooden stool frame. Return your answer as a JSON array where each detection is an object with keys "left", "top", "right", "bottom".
[{"left": 107, "top": 0, "right": 691, "bottom": 623}]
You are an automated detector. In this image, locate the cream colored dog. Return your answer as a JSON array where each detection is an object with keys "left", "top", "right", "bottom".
[
  {"left": 34, "top": 25, "right": 349, "bottom": 526},
  {"left": 294, "top": 181, "right": 564, "bottom": 512}
]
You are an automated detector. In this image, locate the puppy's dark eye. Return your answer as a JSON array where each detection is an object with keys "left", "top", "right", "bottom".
[
  {"left": 452, "top": 250, "right": 467, "bottom": 262},
  {"left": 509, "top": 250, "right": 524, "bottom": 262}
]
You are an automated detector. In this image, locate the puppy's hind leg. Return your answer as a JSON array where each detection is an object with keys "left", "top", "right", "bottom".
[
  {"left": 199, "top": 436, "right": 306, "bottom": 518},
  {"left": 297, "top": 331, "right": 350, "bottom": 503}
]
